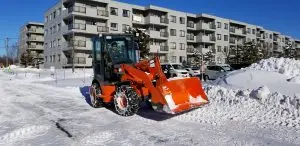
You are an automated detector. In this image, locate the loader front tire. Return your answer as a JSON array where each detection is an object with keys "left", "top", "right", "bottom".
[
  {"left": 114, "top": 85, "right": 139, "bottom": 116},
  {"left": 89, "top": 83, "right": 103, "bottom": 108}
]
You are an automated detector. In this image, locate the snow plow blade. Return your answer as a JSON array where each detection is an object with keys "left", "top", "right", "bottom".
[{"left": 153, "top": 77, "right": 208, "bottom": 114}]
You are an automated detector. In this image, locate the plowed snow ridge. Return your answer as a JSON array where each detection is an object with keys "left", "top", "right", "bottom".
[
  {"left": 174, "top": 85, "right": 300, "bottom": 128},
  {"left": 249, "top": 57, "right": 300, "bottom": 78}
]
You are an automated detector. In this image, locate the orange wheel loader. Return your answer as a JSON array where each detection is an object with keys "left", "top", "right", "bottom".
[{"left": 89, "top": 34, "right": 208, "bottom": 116}]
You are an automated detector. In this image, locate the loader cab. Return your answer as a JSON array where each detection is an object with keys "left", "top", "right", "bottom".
[{"left": 92, "top": 34, "right": 140, "bottom": 82}]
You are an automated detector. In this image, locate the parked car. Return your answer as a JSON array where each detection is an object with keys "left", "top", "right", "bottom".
[
  {"left": 204, "top": 64, "right": 234, "bottom": 80},
  {"left": 185, "top": 66, "right": 202, "bottom": 77},
  {"left": 161, "top": 63, "right": 190, "bottom": 78}
]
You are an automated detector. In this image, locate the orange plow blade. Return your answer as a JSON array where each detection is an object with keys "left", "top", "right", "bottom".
[{"left": 153, "top": 77, "right": 208, "bottom": 114}]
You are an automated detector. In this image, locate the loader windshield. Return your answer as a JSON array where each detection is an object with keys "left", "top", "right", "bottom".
[{"left": 107, "top": 38, "right": 137, "bottom": 64}]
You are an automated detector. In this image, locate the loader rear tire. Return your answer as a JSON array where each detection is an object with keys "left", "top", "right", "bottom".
[
  {"left": 89, "top": 83, "right": 103, "bottom": 108},
  {"left": 114, "top": 85, "right": 139, "bottom": 116}
]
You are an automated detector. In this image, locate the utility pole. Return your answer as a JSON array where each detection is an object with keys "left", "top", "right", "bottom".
[{"left": 5, "top": 38, "right": 9, "bottom": 67}]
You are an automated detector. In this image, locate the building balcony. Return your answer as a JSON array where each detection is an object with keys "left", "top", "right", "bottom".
[
  {"left": 229, "top": 39, "right": 236, "bottom": 44},
  {"left": 132, "top": 15, "right": 145, "bottom": 24},
  {"left": 230, "top": 28, "right": 246, "bottom": 36},
  {"left": 28, "top": 45, "right": 43, "bottom": 50},
  {"left": 187, "top": 35, "right": 196, "bottom": 42},
  {"left": 145, "top": 16, "right": 168, "bottom": 26},
  {"left": 187, "top": 48, "right": 195, "bottom": 54},
  {"left": 148, "top": 30, "right": 168, "bottom": 39},
  {"left": 160, "top": 17, "right": 169, "bottom": 24},
  {"left": 97, "top": 10, "right": 109, "bottom": 17},
  {"left": 160, "top": 31, "right": 169, "bottom": 37},
  {"left": 148, "top": 45, "right": 169, "bottom": 53},
  {"left": 160, "top": 46, "right": 169, "bottom": 52},
  {"left": 97, "top": 26, "right": 109, "bottom": 33},
  {"left": 63, "top": 40, "right": 91, "bottom": 51},
  {"left": 198, "top": 22, "right": 216, "bottom": 31},
  {"left": 198, "top": 35, "right": 216, "bottom": 43},
  {"left": 64, "top": 6, "right": 109, "bottom": 20}
]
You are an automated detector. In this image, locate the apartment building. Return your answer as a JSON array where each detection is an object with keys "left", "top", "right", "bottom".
[
  {"left": 44, "top": 0, "right": 299, "bottom": 68},
  {"left": 295, "top": 40, "right": 300, "bottom": 60},
  {"left": 19, "top": 22, "right": 44, "bottom": 67}
]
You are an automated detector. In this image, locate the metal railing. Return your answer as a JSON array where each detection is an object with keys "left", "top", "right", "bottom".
[
  {"left": 97, "top": 26, "right": 109, "bottom": 32},
  {"left": 186, "top": 35, "right": 195, "bottom": 40},
  {"left": 229, "top": 39, "right": 236, "bottom": 44},
  {"left": 97, "top": 10, "right": 109, "bottom": 17},
  {"left": 187, "top": 22, "right": 195, "bottom": 28},
  {"left": 187, "top": 48, "right": 194, "bottom": 53},
  {"left": 160, "top": 31, "right": 169, "bottom": 37},
  {"left": 160, "top": 46, "right": 169, "bottom": 51},
  {"left": 160, "top": 17, "right": 169, "bottom": 24},
  {"left": 210, "top": 36, "right": 216, "bottom": 41},
  {"left": 210, "top": 24, "right": 216, "bottom": 29},
  {"left": 68, "top": 57, "right": 86, "bottom": 64},
  {"left": 69, "top": 6, "right": 86, "bottom": 13},
  {"left": 69, "top": 40, "right": 86, "bottom": 47},
  {"left": 68, "top": 23, "right": 86, "bottom": 30},
  {"left": 28, "top": 28, "right": 37, "bottom": 32}
]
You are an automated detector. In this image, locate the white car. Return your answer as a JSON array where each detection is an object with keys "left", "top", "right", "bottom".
[
  {"left": 161, "top": 63, "right": 190, "bottom": 78},
  {"left": 204, "top": 64, "right": 234, "bottom": 80},
  {"left": 185, "top": 67, "right": 201, "bottom": 77}
]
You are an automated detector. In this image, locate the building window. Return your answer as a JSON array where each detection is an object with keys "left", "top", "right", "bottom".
[
  {"left": 224, "top": 35, "right": 228, "bottom": 41},
  {"left": 180, "top": 43, "right": 185, "bottom": 50},
  {"left": 110, "top": 23, "right": 118, "bottom": 31},
  {"left": 58, "top": 39, "right": 61, "bottom": 46},
  {"left": 50, "top": 56, "right": 52, "bottom": 62},
  {"left": 171, "top": 56, "right": 176, "bottom": 63},
  {"left": 49, "top": 14, "right": 52, "bottom": 21},
  {"left": 53, "top": 55, "right": 56, "bottom": 62},
  {"left": 252, "top": 29, "right": 255, "bottom": 34},
  {"left": 123, "top": 9, "right": 130, "bottom": 17},
  {"left": 110, "top": 7, "right": 118, "bottom": 16},
  {"left": 53, "top": 11, "right": 56, "bottom": 19},
  {"left": 217, "top": 46, "right": 222, "bottom": 52},
  {"left": 45, "top": 56, "right": 48, "bottom": 62},
  {"left": 224, "top": 46, "right": 228, "bottom": 53},
  {"left": 269, "top": 34, "right": 272, "bottom": 39},
  {"left": 45, "top": 16, "right": 48, "bottom": 22},
  {"left": 217, "top": 22, "right": 221, "bottom": 28},
  {"left": 180, "top": 17, "right": 185, "bottom": 24},
  {"left": 170, "top": 29, "right": 176, "bottom": 36},
  {"left": 57, "top": 23, "right": 61, "bottom": 31},
  {"left": 179, "top": 56, "right": 186, "bottom": 63},
  {"left": 180, "top": 30, "right": 185, "bottom": 37},
  {"left": 247, "top": 28, "right": 251, "bottom": 34},
  {"left": 53, "top": 25, "right": 57, "bottom": 33},
  {"left": 170, "top": 15, "right": 176, "bottom": 23},
  {"left": 217, "top": 34, "right": 221, "bottom": 40},
  {"left": 57, "top": 8, "right": 61, "bottom": 16},
  {"left": 224, "top": 23, "right": 228, "bottom": 29},
  {"left": 122, "top": 24, "right": 130, "bottom": 32},
  {"left": 58, "top": 54, "right": 61, "bottom": 62},
  {"left": 45, "top": 29, "right": 48, "bottom": 36},
  {"left": 170, "top": 42, "right": 176, "bottom": 49}
]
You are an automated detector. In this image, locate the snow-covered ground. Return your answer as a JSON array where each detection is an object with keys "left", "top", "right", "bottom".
[{"left": 0, "top": 60, "right": 300, "bottom": 145}]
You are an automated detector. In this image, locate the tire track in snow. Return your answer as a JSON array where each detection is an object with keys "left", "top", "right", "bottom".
[{"left": 0, "top": 125, "right": 50, "bottom": 145}]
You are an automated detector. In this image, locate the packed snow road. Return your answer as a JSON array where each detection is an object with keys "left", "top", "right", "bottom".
[{"left": 0, "top": 70, "right": 299, "bottom": 145}]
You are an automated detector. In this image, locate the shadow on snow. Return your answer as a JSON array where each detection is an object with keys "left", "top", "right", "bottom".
[{"left": 79, "top": 86, "right": 198, "bottom": 121}]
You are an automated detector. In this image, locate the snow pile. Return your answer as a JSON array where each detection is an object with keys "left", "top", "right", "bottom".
[
  {"left": 175, "top": 85, "right": 300, "bottom": 128},
  {"left": 249, "top": 57, "right": 300, "bottom": 78},
  {"left": 249, "top": 86, "right": 270, "bottom": 101}
]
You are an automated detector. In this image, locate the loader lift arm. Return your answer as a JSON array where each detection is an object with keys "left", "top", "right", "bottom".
[{"left": 120, "top": 57, "right": 168, "bottom": 106}]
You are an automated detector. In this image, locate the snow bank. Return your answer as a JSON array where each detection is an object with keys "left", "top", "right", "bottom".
[
  {"left": 174, "top": 85, "right": 300, "bottom": 128},
  {"left": 249, "top": 57, "right": 300, "bottom": 78}
]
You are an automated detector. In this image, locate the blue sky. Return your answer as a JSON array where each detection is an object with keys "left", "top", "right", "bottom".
[{"left": 1, "top": 0, "right": 300, "bottom": 55}]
